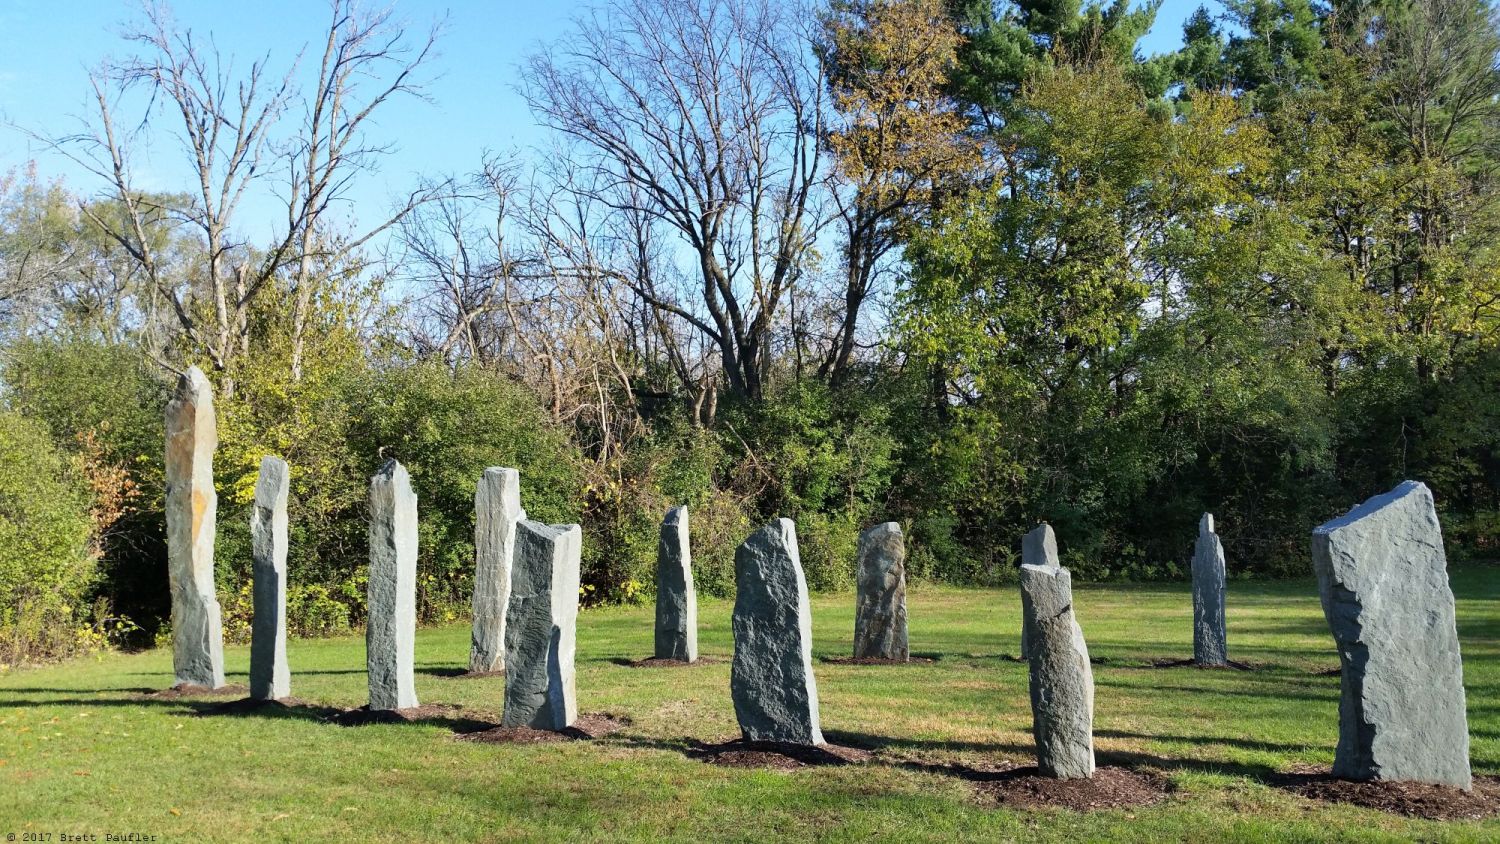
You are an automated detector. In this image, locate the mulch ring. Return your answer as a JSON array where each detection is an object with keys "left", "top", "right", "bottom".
[
  {"left": 190, "top": 696, "right": 337, "bottom": 717},
  {"left": 457, "top": 712, "right": 633, "bottom": 744},
  {"left": 821, "top": 655, "right": 937, "bottom": 666},
  {"left": 615, "top": 656, "right": 727, "bottom": 668},
  {"left": 1146, "top": 658, "right": 1256, "bottom": 671},
  {"left": 140, "top": 683, "right": 249, "bottom": 699},
  {"left": 329, "top": 703, "right": 493, "bottom": 731},
  {"left": 966, "top": 763, "right": 1169, "bottom": 812},
  {"left": 689, "top": 738, "right": 873, "bottom": 770},
  {"left": 1274, "top": 767, "right": 1500, "bottom": 821}
]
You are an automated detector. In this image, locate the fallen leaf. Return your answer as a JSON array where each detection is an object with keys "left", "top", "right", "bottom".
[
  {"left": 169, "top": 808, "right": 181, "bottom": 817},
  {"left": 71, "top": 770, "right": 89, "bottom": 777}
]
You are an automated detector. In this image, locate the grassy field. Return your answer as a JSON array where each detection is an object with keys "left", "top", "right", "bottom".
[{"left": 2, "top": 568, "right": 1498, "bottom": 842}]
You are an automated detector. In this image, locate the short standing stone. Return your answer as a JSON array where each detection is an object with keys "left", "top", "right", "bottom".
[
  {"left": 367, "top": 459, "right": 419, "bottom": 711},
  {"left": 731, "top": 519, "right": 823, "bottom": 745},
  {"left": 1019, "top": 523, "right": 1059, "bottom": 660},
  {"left": 654, "top": 506, "right": 697, "bottom": 662},
  {"left": 1312, "top": 481, "right": 1471, "bottom": 789},
  {"left": 502, "top": 521, "right": 582, "bottom": 730},
  {"left": 470, "top": 468, "right": 526, "bottom": 674},
  {"left": 164, "top": 366, "right": 225, "bottom": 689},
  {"left": 249, "top": 456, "right": 290, "bottom": 701},
  {"left": 853, "top": 522, "right": 907, "bottom": 661},
  {"left": 1020, "top": 563, "right": 1095, "bottom": 779},
  {"left": 1192, "top": 513, "right": 1228, "bottom": 666}
]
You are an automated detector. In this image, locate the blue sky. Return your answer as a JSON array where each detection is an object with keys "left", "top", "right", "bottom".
[{"left": 0, "top": 0, "right": 1203, "bottom": 240}]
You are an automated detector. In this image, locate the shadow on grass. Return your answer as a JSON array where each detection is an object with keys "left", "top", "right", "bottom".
[{"left": 1096, "top": 728, "right": 1319, "bottom": 756}]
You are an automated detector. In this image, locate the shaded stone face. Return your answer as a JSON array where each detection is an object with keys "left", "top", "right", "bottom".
[
  {"left": 1312, "top": 481, "right": 1471, "bottom": 789},
  {"left": 164, "top": 366, "right": 225, "bottom": 689},
  {"left": 654, "top": 506, "right": 697, "bottom": 662},
  {"left": 1020, "top": 563, "right": 1095, "bottom": 779},
  {"left": 367, "top": 459, "right": 419, "bottom": 711},
  {"left": 731, "top": 519, "right": 823, "bottom": 745},
  {"left": 249, "top": 456, "right": 290, "bottom": 701},
  {"left": 502, "top": 521, "right": 582, "bottom": 730},
  {"left": 1191, "top": 512, "right": 1228, "bottom": 666},
  {"left": 470, "top": 468, "right": 525, "bottom": 674},
  {"left": 1019, "top": 524, "right": 1059, "bottom": 660},
  {"left": 853, "top": 522, "right": 907, "bottom": 661}
]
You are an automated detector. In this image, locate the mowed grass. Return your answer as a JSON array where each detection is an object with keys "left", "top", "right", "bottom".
[{"left": 3, "top": 568, "right": 1499, "bottom": 842}]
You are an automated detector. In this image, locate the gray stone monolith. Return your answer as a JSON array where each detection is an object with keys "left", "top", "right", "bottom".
[
  {"left": 249, "top": 456, "right": 290, "bottom": 701},
  {"left": 367, "top": 459, "right": 418, "bottom": 711},
  {"left": 164, "top": 366, "right": 225, "bottom": 689},
  {"left": 1192, "top": 513, "right": 1228, "bottom": 666},
  {"left": 1020, "top": 563, "right": 1094, "bottom": 779},
  {"left": 1312, "top": 481, "right": 1471, "bottom": 789},
  {"left": 1019, "top": 523, "right": 1059, "bottom": 660},
  {"left": 502, "top": 521, "right": 582, "bottom": 730},
  {"left": 469, "top": 467, "right": 526, "bottom": 674},
  {"left": 654, "top": 506, "right": 697, "bottom": 662},
  {"left": 731, "top": 519, "right": 823, "bottom": 745},
  {"left": 853, "top": 522, "right": 907, "bottom": 661}
]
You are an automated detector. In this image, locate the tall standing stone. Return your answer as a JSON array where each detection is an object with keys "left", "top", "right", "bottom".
[
  {"left": 1192, "top": 513, "right": 1228, "bottom": 666},
  {"left": 164, "top": 366, "right": 225, "bottom": 689},
  {"left": 367, "top": 459, "right": 418, "bottom": 711},
  {"left": 731, "top": 519, "right": 824, "bottom": 745},
  {"left": 249, "top": 456, "right": 290, "bottom": 701},
  {"left": 1019, "top": 523, "right": 1059, "bottom": 660},
  {"left": 1312, "top": 481, "right": 1471, "bottom": 789},
  {"left": 853, "top": 522, "right": 907, "bottom": 661},
  {"left": 469, "top": 468, "right": 526, "bottom": 674},
  {"left": 654, "top": 506, "right": 698, "bottom": 662},
  {"left": 1020, "top": 563, "right": 1095, "bottom": 779},
  {"left": 502, "top": 521, "right": 582, "bottom": 730}
]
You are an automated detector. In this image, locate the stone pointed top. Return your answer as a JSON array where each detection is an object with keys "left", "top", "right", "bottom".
[
  {"left": 481, "top": 466, "right": 522, "bottom": 504},
  {"left": 178, "top": 365, "right": 212, "bottom": 395},
  {"left": 1315, "top": 480, "right": 1430, "bottom": 536},
  {"left": 255, "top": 456, "right": 289, "bottom": 504},
  {"left": 863, "top": 521, "right": 902, "bottom": 541},
  {"left": 1200, "top": 512, "right": 1215, "bottom": 537},
  {"left": 1022, "top": 524, "right": 1059, "bottom": 568},
  {"left": 523, "top": 521, "right": 581, "bottom": 543},
  {"left": 664, "top": 504, "right": 688, "bottom": 527},
  {"left": 374, "top": 457, "right": 410, "bottom": 486}
]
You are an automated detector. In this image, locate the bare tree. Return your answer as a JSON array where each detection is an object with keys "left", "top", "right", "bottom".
[{"left": 522, "top": 0, "right": 828, "bottom": 406}]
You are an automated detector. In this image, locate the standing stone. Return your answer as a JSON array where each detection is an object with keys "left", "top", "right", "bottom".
[
  {"left": 1019, "top": 523, "right": 1059, "bottom": 660},
  {"left": 654, "top": 506, "right": 698, "bottom": 662},
  {"left": 469, "top": 468, "right": 526, "bottom": 674},
  {"left": 1312, "top": 481, "right": 1471, "bottom": 789},
  {"left": 1020, "top": 563, "right": 1095, "bottom": 779},
  {"left": 164, "top": 366, "right": 225, "bottom": 689},
  {"left": 249, "top": 456, "right": 290, "bottom": 701},
  {"left": 502, "top": 521, "right": 582, "bottom": 730},
  {"left": 1192, "top": 513, "right": 1228, "bottom": 666},
  {"left": 853, "top": 522, "right": 907, "bottom": 661},
  {"left": 367, "top": 459, "right": 418, "bottom": 711},
  {"left": 731, "top": 519, "right": 823, "bottom": 745}
]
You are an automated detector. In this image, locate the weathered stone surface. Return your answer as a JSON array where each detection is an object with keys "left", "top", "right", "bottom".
[
  {"left": 1020, "top": 563, "right": 1095, "bottom": 779},
  {"left": 164, "top": 366, "right": 225, "bottom": 689},
  {"left": 502, "top": 521, "right": 582, "bottom": 730},
  {"left": 853, "top": 522, "right": 907, "bottom": 661},
  {"left": 654, "top": 506, "right": 698, "bottom": 662},
  {"left": 1312, "top": 481, "right": 1471, "bottom": 789},
  {"left": 731, "top": 519, "right": 824, "bottom": 745},
  {"left": 249, "top": 456, "right": 290, "bottom": 701},
  {"left": 1019, "top": 523, "right": 1059, "bottom": 660},
  {"left": 367, "top": 459, "right": 419, "bottom": 711},
  {"left": 1192, "top": 512, "right": 1228, "bottom": 666},
  {"left": 469, "top": 468, "right": 526, "bottom": 674}
]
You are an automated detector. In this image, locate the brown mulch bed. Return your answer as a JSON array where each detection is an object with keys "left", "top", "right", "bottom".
[
  {"left": 1275, "top": 769, "right": 1500, "bottom": 820},
  {"left": 968, "top": 763, "right": 1168, "bottom": 812},
  {"left": 821, "top": 656, "right": 937, "bottom": 666},
  {"left": 457, "top": 712, "right": 632, "bottom": 744},
  {"left": 191, "top": 696, "right": 335, "bottom": 716},
  {"left": 329, "top": 703, "right": 493, "bottom": 730},
  {"left": 616, "top": 656, "right": 727, "bottom": 668},
  {"left": 1146, "top": 658, "right": 1256, "bottom": 671},
  {"left": 142, "top": 683, "right": 249, "bottom": 699},
  {"left": 689, "top": 738, "right": 872, "bottom": 770}
]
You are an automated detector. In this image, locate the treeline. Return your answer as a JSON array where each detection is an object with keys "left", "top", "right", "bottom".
[{"left": 2, "top": 0, "right": 1498, "bottom": 661}]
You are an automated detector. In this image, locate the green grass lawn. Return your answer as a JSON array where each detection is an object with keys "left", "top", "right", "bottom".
[{"left": 3, "top": 569, "right": 1498, "bottom": 842}]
